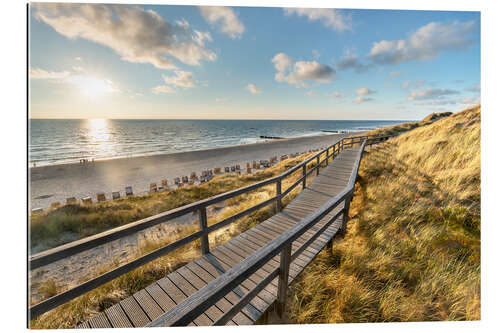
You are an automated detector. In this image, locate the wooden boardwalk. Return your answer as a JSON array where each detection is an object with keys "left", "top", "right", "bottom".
[{"left": 78, "top": 147, "right": 361, "bottom": 328}]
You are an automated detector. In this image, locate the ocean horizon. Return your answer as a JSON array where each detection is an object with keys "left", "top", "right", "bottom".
[{"left": 29, "top": 118, "right": 406, "bottom": 167}]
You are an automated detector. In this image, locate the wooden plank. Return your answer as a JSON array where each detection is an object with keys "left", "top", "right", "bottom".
[
  {"left": 168, "top": 271, "right": 231, "bottom": 325},
  {"left": 134, "top": 289, "right": 164, "bottom": 322},
  {"left": 177, "top": 265, "right": 253, "bottom": 325},
  {"left": 195, "top": 256, "right": 274, "bottom": 311},
  {"left": 76, "top": 321, "right": 91, "bottom": 329},
  {"left": 88, "top": 312, "right": 112, "bottom": 328},
  {"left": 120, "top": 296, "right": 150, "bottom": 327},
  {"left": 145, "top": 283, "right": 176, "bottom": 314},
  {"left": 185, "top": 261, "right": 262, "bottom": 321},
  {"left": 156, "top": 276, "right": 212, "bottom": 326},
  {"left": 104, "top": 303, "right": 133, "bottom": 328}
]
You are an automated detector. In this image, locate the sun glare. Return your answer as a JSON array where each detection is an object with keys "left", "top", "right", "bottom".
[{"left": 70, "top": 75, "right": 115, "bottom": 98}]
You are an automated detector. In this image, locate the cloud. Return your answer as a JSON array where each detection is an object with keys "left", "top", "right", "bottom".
[
  {"left": 335, "top": 52, "right": 372, "bottom": 73},
  {"left": 283, "top": 8, "right": 351, "bottom": 32},
  {"left": 215, "top": 97, "right": 228, "bottom": 102},
  {"left": 354, "top": 96, "right": 374, "bottom": 104},
  {"left": 305, "top": 90, "right": 320, "bottom": 97},
  {"left": 401, "top": 80, "right": 426, "bottom": 89},
  {"left": 162, "top": 70, "right": 195, "bottom": 88},
  {"left": 312, "top": 50, "right": 321, "bottom": 59},
  {"left": 465, "top": 84, "right": 480, "bottom": 92},
  {"left": 152, "top": 85, "right": 176, "bottom": 94},
  {"left": 247, "top": 84, "right": 262, "bottom": 94},
  {"left": 388, "top": 71, "right": 404, "bottom": 78},
  {"left": 272, "top": 52, "right": 335, "bottom": 88},
  {"left": 29, "top": 67, "right": 70, "bottom": 80},
  {"left": 408, "top": 88, "right": 459, "bottom": 101},
  {"left": 199, "top": 6, "right": 244, "bottom": 39},
  {"left": 325, "top": 91, "right": 344, "bottom": 98},
  {"left": 368, "top": 21, "right": 476, "bottom": 65},
  {"left": 356, "top": 87, "right": 376, "bottom": 96},
  {"left": 33, "top": 3, "right": 216, "bottom": 70}
]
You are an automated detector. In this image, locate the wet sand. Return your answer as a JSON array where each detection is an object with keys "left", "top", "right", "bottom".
[{"left": 29, "top": 133, "right": 349, "bottom": 209}]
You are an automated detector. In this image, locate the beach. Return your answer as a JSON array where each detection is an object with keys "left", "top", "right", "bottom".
[{"left": 30, "top": 133, "right": 349, "bottom": 209}]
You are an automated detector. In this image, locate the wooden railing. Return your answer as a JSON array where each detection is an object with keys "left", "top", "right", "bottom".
[{"left": 28, "top": 133, "right": 392, "bottom": 320}]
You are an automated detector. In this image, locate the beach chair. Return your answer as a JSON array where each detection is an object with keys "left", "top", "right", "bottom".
[
  {"left": 125, "top": 186, "right": 133, "bottom": 197},
  {"left": 247, "top": 167, "right": 252, "bottom": 174},
  {"left": 66, "top": 197, "right": 77, "bottom": 205},
  {"left": 182, "top": 176, "right": 189, "bottom": 184},
  {"left": 255, "top": 164, "right": 260, "bottom": 169},
  {"left": 112, "top": 191, "right": 120, "bottom": 200},
  {"left": 208, "top": 169, "right": 213, "bottom": 176},
  {"left": 150, "top": 183, "right": 157, "bottom": 192},
  {"left": 252, "top": 161, "right": 258, "bottom": 168},
  {"left": 225, "top": 166, "right": 230, "bottom": 173},
  {"left": 82, "top": 196, "right": 92, "bottom": 204},
  {"left": 188, "top": 180, "right": 194, "bottom": 185},
  {"left": 97, "top": 192, "right": 106, "bottom": 202},
  {"left": 32, "top": 207, "right": 43, "bottom": 214},
  {"left": 190, "top": 172, "right": 197, "bottom": 179},
  {"left": 50, "top": 202, "right": 60, "bottom": 209},
  {"left": 231, "top": 165, "right": 236, "bottom": 172},
  {"left": 236, "top": 165, "right": 241, "bottom": 170},
  {"left": 201, "top": 170, "right": 207, "bottom": 177},
  {"left": 246, "top": 162, "right": 251, "bottom": 168},
  {"left": 214, "top": 167, "right": 221, "bottom": 174},
  {"left": 174, "top": 177, "right": 181, "bottom": 185}
]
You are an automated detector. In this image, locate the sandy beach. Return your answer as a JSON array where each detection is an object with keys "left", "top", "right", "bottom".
[{"left": 29, "top": 133, "right": 349, "bottom": 209}]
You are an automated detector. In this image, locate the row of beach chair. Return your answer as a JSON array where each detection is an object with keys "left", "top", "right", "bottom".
[{"left": 33, "top": 149, "right": 328, "bottom": 213}]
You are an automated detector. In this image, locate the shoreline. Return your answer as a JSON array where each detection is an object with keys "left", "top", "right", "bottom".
[{"left": 29, "top": 133, "right": 351, "bottom": 209}]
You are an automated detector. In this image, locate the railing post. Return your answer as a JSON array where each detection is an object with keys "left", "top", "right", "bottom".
[
  {"left": 326, "top": 147, "right": 329, "bottom": 166},
  {"left": 276, "top": 178, "right": 282, "bottom": 212},
  {"left": 340, "top": 192, "right": 353, "bottom": 237},
  {"left": 199, "top": 207, "right": 210, "bottom": 254},
  {"left": 302, "top": 164, "right": 307, "bottom": 189},
  {"left": 316, "top": 155, "right": 320, "bottom": 175},
  {"left": 276, "top": 243, "right": 292, "bottom": 317}
]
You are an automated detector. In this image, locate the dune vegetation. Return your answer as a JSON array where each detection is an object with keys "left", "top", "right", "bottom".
[{"left": 287, "top": 105, "right": 480, "bottom": 323}]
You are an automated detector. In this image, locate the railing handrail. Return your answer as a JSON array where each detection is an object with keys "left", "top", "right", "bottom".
[
  {"left": 148, "top": 140, "right": 367, "bottom": 327},
  {"left": 29, "top": 133, "right": 394, "bottom": 320}
]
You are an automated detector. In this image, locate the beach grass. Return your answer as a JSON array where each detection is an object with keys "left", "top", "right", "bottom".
[
  {"left": 287, "top": 105, "right": 480, "bottom": 323},
  {"left": 29, "top": 150, "right": 323, "bottom": 329}
]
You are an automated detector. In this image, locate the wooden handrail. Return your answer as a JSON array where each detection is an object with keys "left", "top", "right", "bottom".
[{"left": 29, "top": 133, "right": 394, "bottom": 319}]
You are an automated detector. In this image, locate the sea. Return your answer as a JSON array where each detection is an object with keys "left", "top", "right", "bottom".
[{"left": 29, "top": 119, "right": 406, "bottom": 167}]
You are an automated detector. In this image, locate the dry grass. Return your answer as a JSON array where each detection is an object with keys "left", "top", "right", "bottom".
[
  {"left": 288, "top": 105, "right": 480, "bottom": 323},
  {"left": 29, "top": 151, "right": 322, "bottom": 329}
]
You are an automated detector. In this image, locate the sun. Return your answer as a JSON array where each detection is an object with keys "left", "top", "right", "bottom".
[{"left": 69, "top": 75, "right": 116, "bottom": 98}]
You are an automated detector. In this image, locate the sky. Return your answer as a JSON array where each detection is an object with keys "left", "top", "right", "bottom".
[{"left": 28, "top": 3, "right": 480, "bottom": 120}]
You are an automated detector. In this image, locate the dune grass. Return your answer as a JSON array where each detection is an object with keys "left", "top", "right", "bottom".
[
  {"left": 287, "top": 105, "right": 480, "bottom": 323},
  {"left": 29, "top": 150, "right": 326, "bottom": 329}
]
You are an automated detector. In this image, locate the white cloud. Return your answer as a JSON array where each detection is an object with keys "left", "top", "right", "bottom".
[
  {"left": 29, "top": 67, "right": 70, "bottom": 80},
  {"left": 368, "top": 21, "right": 476, "bottom": 65},
  {"left": 199, "top": 6, "right": 244, "bottom": 39},
  {"left": 312, "top": 50, "right": 320, "bottom": 59},
  {"left": 356, "top": 87, "right": 376, "bottom": 96},
  {"left": 33, "top": 3, "right": 216, "bottom": 70},
  {"left": 325, "top": 91, "right": 344, "bottom": 98},
  {"left": 72, "top": 66, "right": 84, "bottom": 72},
  {"left": 152, "top": 85, "right": 176, "bottom": 94},
  {"left": 335, "top": 52, "right": 372, "bottom": 73},
  {"left": 388, "top": 71, "right": 404, "bottom": 78},
  {"left": 162, "top": 70, "right": 195, "bottom": 88},
  {"left": 465, "top": 84, "right": 481, "bottom": 92},
  {"left": 354, "top": 96, "right": 374, "bottom": 104},
  {"left": 272, "top": 52, "right": 335, "bottom": 88},
  {"left": 305, "top": 90, "right": 320, "bottom": 97},
  {"left": 401, "top": 80, "right": 426, "bottom": 89},
  {"left": 408, "top": 88, "right": 459, "bottom": 101},
  {"left": 246, "top": 84, "right": 262, "bottom": 94},
  {"left": 283, "top": 8, "right": 351, "bottom": 32}
]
